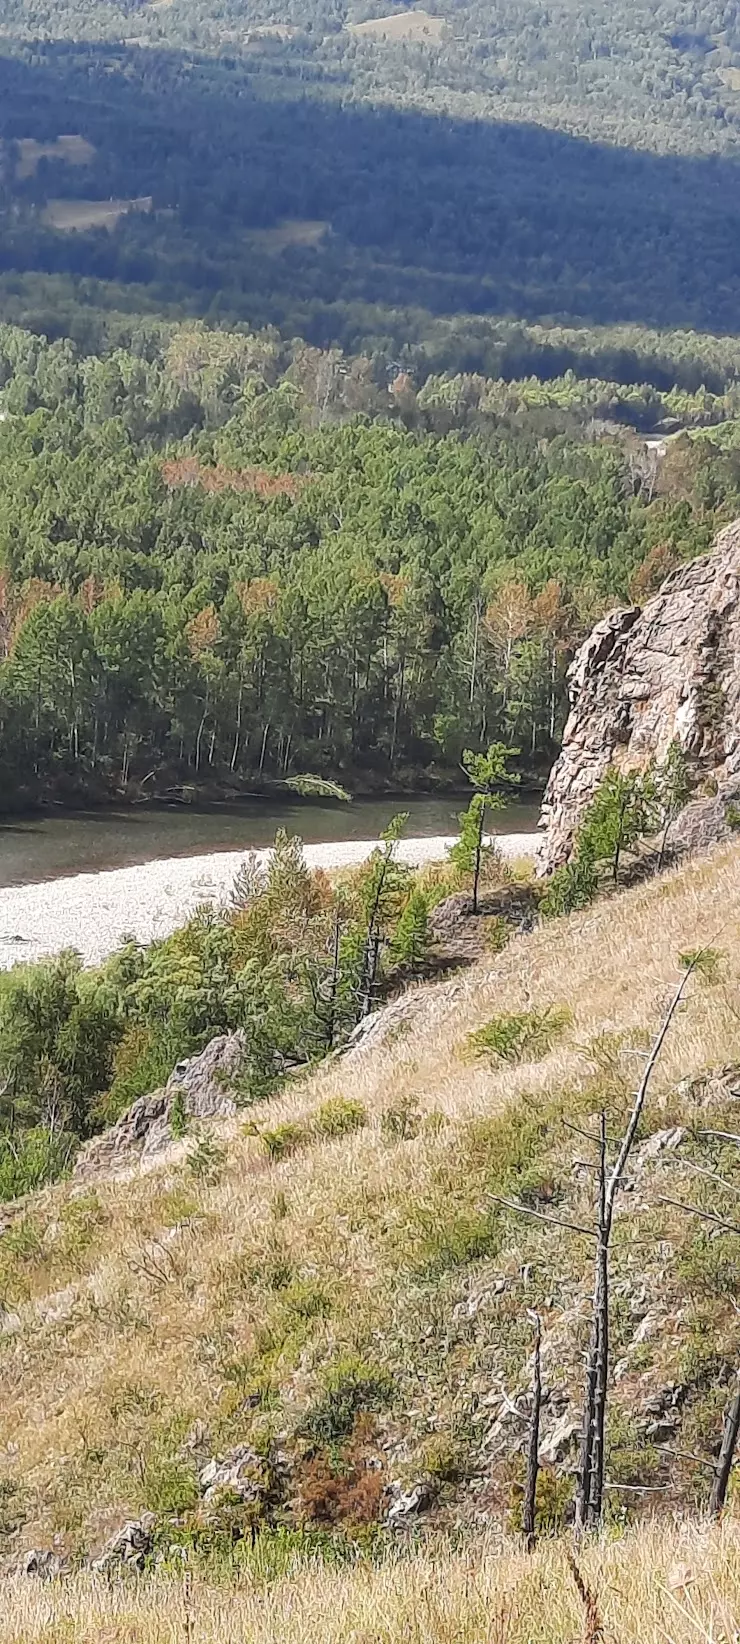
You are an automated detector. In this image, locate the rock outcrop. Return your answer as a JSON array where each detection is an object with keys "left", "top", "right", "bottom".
[
  {"left": 74, "top": 1032, "right": 244, "bottom": 1179},
  {"left": 538, "top": 519, "right": 740, "bottom": 872}
]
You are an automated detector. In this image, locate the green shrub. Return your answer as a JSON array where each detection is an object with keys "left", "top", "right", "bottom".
[
  {"left": 143, "top": 1455, "right": 200, "bottom": 1516},
  {"left": 464, "top": 1006, "right": 571, "bottom": 1065},
  {"left": 169, "top": 1089, "right": 188, "bottom": 1139},
  {"left": 407, "top": 1202, "right": 501, "bottom": 1277},
  {"left": 539, "top": 853, "right": 598, "bottom": 917},
  {"left": 484, "top": 916, "right": 511, "bottom": 954},
  {"left": 312, "top": 1096, "right": 367, "bottom": 1139},
  {"left": 261, "top": 1123, "right": 309, "bottom": 1161},
  {"left": 677, "top": 1229, "right": 740, "bottom": 1299},
  {"left": 281, "top": 1278, "right": 333, "bottom": 1322},
  {"left": 301, "top": 1357, "right": 395, "bottom": 1445},
  {"left": 0, "top": 1128, "right": 76, "bottom": 1202}
]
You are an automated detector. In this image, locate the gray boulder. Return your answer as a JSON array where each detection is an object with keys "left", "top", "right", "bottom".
[
  {"left": 74, "top": 1033, "right": 244, "bottom": 1179},
  {"left": 18, "top": 1548, "right": 70, "bottom": 1579},
  {"left": 199, "top": 1445, "right": 264, "bottom": 1504},
  {"left": 91, "top": 1513, "right": 156, "bottom": 1572}
]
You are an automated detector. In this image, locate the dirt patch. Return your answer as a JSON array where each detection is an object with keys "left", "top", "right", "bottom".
[
  {"left": 718, "top": 65, "right": 740, "bottom": 90},
  {"left": 15, "top": 134, "right": 95, "bottom": 181},
  {"left": 248, "top": 218, "right": 328, "bottom": 252},
  {"left": 42, "top": 196, "right": 152, "bottom": 232},
  {"left": 349, "top": 9, "right": 445, "bottom": 43}
]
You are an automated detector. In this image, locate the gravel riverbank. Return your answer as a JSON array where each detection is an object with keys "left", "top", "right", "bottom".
[{"left": 0, "top": 832, "right": 539, "bottom": 969}]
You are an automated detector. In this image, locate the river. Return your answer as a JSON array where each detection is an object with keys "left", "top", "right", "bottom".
[{"left": 0, "top": 794, "right": 541, "bottom": 891}]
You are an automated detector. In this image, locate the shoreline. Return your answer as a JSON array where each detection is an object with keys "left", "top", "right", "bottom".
[{"left": 0, "top": 832, "right": 539, "bottom": 970}]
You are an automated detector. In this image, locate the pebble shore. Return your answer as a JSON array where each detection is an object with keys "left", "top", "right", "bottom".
[{"left": 0, "top": 832, "right": 539, "bottom": 970}]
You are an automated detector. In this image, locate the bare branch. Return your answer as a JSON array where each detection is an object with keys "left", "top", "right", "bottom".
[
  {"left": 604, "top": 962, "right": 698, "bottom": 1231},
  {"left": 681, "top": 1160, "right": 740, "bottom": 1199},
  {"left": 486, "top": 1194, "right": 597, "bottom": 1240},
  {"left": 604, "top": 1481, "right": 672, "bottom": 1493},
  {"left": 562, "top": 1118, "right": 619, "bottom": 1146},
  {"left": 655, "top": 1444, "right": 714, "bottom": 1472},
  {"left": 710, "top": 1376, "right": 740, "bottom": 1518},
  {"left": 656, "top": 1196, "right": 740, "bottom": 1236},
  {"left": 700, "top": 1130, "right": 740, "bottom": 1147}
]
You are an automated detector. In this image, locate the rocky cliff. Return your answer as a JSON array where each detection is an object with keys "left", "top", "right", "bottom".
[{"left": 538, "top": 518, "right": 740, "bottom": 872}]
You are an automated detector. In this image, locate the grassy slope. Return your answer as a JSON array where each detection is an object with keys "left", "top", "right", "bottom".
[{"left": 0, "top": 841, "right": 739, "bottom": 1614}]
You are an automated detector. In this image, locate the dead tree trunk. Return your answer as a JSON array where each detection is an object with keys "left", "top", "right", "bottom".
[
  {"left": 575, "top": 1116, "right": 607, "bottom": 1534},
  {"left": 588, "top": 1115, "right": 609, "bottom": 1527},
  {"left": 709, "top": 1375, "right": 740, "bottom": 1519},
  {"left": 577, "top": 964, "right": 697, "bottom": 1531},
  {"left": 523, "top": 1314, "right": 542, "bottom": 1552}
]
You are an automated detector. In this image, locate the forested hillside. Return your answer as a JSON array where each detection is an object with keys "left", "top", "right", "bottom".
[
  {"left": 4, "top": 0, "right": 740, "bottom": 805},
  {"left": 2, "top": 321, "right": 738, "bottom": 807},
  {"left": 3, "top": 0, "right": 740, "bottom": 368}
]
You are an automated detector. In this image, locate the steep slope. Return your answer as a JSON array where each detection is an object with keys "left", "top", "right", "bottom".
[
  {"left": 0, "top": 841, "right": 739, "bottom": 1565},
  {"left": 539, "top": 518, "right": 740, "bottom": 871}
]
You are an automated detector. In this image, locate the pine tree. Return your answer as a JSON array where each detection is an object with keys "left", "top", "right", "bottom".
[
  {"left": 448, "top": 743, "right": 519, "bottom": 913},
  {"left": 390, "top": 887, "right": 431, "bottom": 971}
]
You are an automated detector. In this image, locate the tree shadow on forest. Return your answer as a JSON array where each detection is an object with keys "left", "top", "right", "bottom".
[{"left": 2, "top": 39, "right": 740, "bottom": 347}]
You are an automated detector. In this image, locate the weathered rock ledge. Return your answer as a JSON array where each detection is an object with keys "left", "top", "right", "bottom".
[{"left": 538, "top": 518, "right": 740, "bottom": 872}]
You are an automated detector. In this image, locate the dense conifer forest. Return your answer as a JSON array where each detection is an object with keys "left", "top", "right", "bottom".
[{"left": 2, "top": 320, "right": 739, "bottom": 807}]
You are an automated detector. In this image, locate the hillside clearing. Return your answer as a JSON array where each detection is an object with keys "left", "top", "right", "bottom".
[
  {"left": 14, "top": 135, "right": 95, "bottom": 180},
  {"left": 247, "top": 218, "right": 329, "bottom": 252},
  {"left": 42, "top": 196, "right": 152, "bottom": 232},
  {"left": 349, "top": 8, "right": 446, "bottom": 42}
]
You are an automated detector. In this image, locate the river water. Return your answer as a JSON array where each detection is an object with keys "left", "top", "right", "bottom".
[{"left": 0, "top": 795, "right": 541, "bottom": 890}]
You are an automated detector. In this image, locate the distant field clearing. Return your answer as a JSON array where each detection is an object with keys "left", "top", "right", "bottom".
[
  {"left": 42, "top": 196, "right": 153, "bottom": 232},
  {"left": 15, "top": 134, "right": 95, "bottom": 180},
  {"left": 247, "top": 21, "right": 300, "bottom": 37},
  {"left": 248, "top": 217, "right": 329, "bottom": 251},
  {"left": 349, "top": 8, "right": 445, "bottom": 42}
]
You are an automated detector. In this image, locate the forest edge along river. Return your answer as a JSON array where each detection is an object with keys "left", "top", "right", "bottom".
[{"left": 0, "top": 796, "right": 540, "bottom": 971}]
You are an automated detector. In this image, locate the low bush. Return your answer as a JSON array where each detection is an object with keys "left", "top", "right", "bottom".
[
  {"left": 464, "top": 1006, "right": 571, "bottom": 1065},
  {"left": 312, "top": 1096, "right": 367, "bottom": 1139},
  {"left": 300, "top": 1357, "right": 395, "bottom": 1446},
  {"left": 261, "top": 1122, "right": 309, "bottom": 1161}
]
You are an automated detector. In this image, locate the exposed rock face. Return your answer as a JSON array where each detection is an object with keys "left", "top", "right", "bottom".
[
  {"left": 74, "top": 1031, "right": 244, "bottom": 1179},
  {"left": 538, "top": 519, "right": 740, "bottom": 872},
  {"left": 91, "top": 1513, "right": 156, "bottom": 1572}
]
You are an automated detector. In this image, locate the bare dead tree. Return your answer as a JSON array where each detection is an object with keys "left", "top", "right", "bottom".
[
  {"left": 709, "top": 1374, "right": 740, "bottom": 1519},
  {"left": 578, "top": 961, "right": 700, "bottom": 1529},
  {"left": 523, "top": 1312, "right": 542, "bottom": 1552},
  {"left": 586, "top": 1114, "right": 608, "bottom": 1528},
  {"left": 491, "top": 955, "right": 703, "bottom": 1536}
]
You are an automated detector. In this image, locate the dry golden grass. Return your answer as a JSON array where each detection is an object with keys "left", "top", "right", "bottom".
[
  {"left": 0, "top": 1522, "right": 739, "bottom": 1642},
  {"left": 0, "top": 842, "right": 739, "bottom": 1559},
  {"left": 349, "top": 8, "right": 446, "bottom": 43},
  {"left": 15, "top": 134, "right": 95, "bottom": 180},
  {"left": 42, "top": 196, "right": 152, "bottom": 232}
]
